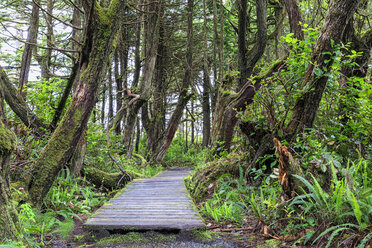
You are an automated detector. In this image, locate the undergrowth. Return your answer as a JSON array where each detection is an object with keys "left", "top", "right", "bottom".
[{"left": 189, "top": 155, "right": 371, "bottom": 247}]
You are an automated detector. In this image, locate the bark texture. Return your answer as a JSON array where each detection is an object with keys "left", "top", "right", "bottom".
[
  {"left": 283, "top": 0, "right": 304, "bottom": 40},
  {"left": 28, "top": 0, "right": 126, "bottom": 206},
  {"left": 19, "top": 0, "right": 40, "bottom": 92},
  {"left": 0, "top": 120, "right": 18, "bottom": 241}
]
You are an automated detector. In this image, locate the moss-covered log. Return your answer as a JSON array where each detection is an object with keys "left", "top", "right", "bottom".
[
  {"left": 28, "top": 0, "right": 126, "bottom": 207},
  {"left": 0, "top": 120, "right": 18, "bottom": 241},
  {"left": 186, "top": 153, "right": 245, "bottom": 203},
  {"left": 83, "top": 167, "right": 129, "bottom": 190}
]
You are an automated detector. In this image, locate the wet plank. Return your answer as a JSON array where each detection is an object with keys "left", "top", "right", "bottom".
[{"left": 84, "top": 168, "right": 204, "bottom": 231}]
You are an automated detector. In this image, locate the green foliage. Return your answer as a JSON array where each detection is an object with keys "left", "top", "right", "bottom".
[
  {"left": 45, "top": 168, "right": 106, "bottom": 217},
  {"left": 86, "top": 123, "right": 163, "bottom": 177},
  {"left": 10, "top": 168, "right": 107, "bottom": 247},
  {"left": 25, "top": 78, "right": 71, "bottom": 123},
  {"left": 291, "top": 159, "right": 371, "bottom": 229},
  {"left": 164, "top": 135, "right": 206, "bottom": 167}
]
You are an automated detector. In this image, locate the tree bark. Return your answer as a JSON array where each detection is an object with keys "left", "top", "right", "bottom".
[
  {"left": 153, "top": 0, "right": 194, "bottom": 162},
  {"left": 283, "top": 0, "right": 304, "bottom": 40},
  {"left": 202, "top": 2, "right": 211, "bottom": 148},
  {"left": 0, "top": 120, "right": 18, "bottom": 240},
  {"left": 244, "top": 0, "right": 267, "bottom": 80},
  {"left": 237, "top": 0, "right": 248, "bottom": 89},
  {"left": 28, "top": 0, "right": 126, "bottom": 206},
  {"left": 19, "top": 0, "right": 40, "bottom": 93}
]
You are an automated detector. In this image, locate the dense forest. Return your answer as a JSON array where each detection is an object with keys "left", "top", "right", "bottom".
[{"left": 0, "top": 0, "right": 371, "bottom": 246}]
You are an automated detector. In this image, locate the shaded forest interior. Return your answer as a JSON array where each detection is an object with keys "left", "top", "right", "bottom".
[{"left": 0, "top": 0, "right": 371, "bottom": 247}]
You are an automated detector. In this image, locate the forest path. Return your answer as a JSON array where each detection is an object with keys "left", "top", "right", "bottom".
[{"left": 84, "top": 168, "right": 204, "bottom": 231}]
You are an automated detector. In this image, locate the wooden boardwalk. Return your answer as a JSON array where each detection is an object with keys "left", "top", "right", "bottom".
[{"left": 84, "top": 168, "right": 204, "bottom": 230}]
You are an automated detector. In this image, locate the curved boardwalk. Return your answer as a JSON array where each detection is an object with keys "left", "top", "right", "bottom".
[{"left": 84, "top": 168, "right": 204, "bottom": 231}]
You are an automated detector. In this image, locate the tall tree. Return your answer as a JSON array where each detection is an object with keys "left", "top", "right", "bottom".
[
  {"left": 28, "top": 0, "right": 126, "bottom": 206},
  {"left": 19, "top": 0, "right": 40, "bottom": 93},
  {"left": 202, "top": 0, "right": 211, "bottom": 147},
  {"left": 153, "top": 0, "right": 194, "bottom": 162}
]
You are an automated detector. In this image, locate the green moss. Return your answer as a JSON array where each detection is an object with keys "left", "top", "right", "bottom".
[
  {"left": 222, "top": 90, "right": 231, "bottom": 97},
  {"left": 0, "top": 121, "right": 16, "bottom": 152},
  {"left": 96, "top": 231, "right": 176, "bottom": 245},
  {"left": 97, "top": 232, "right": 146, "bottom": 245},
  {"left": 192, "top": 229, "right": 218, "bottom": 242},
  {"left": 257, "top": 239, "right": 281, "bottom": 248},
  {"left": 187, "top": 152, "right": 243, "bottom": 202}
]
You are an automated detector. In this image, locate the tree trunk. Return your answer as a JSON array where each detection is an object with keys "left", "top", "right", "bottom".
[
  {"left": 244, "top": 0, "right": 267, "bottom": 80},
  {"left": 122, "top": 0, "right": 162, "bottom": 155},
  {"left": 101, "top": 82, "right": 106, "bottom": 127},
  {"left": 153, "top": 0, "right": 194, "bottom": 162},
  {"left": 283, "top": 0, "right": 304, "bottom": 40},
  {"left": 237, "top": 0, "right": 248, "bottom": 89},
  {"left": 28, "top": 0, "right": 126, "bottom": 206},
  {"left": 202, "top": 0, "right": 211, "bottom": 147},
  {"left": 114, "top": 49, "right": 123, "bottom": 134},
  {"left": 211, "top": 0, "right": 268, "bottom": 152},
  {"left": 211, "top": 60, "right": 284, "bottom": 153},
  {"left": 0, "top": 66, "right": 48, "bottom": 134},
  {"left": 19, "top": 0, "right": 40, "bottom": 93},
  {"left": 70, "top": 130, "right": 87, "bottom": 176},
  {"left": 0, "top": 120, "right": 18, "bottom": 240},
  {"left": 108, "top": 66, "right": 114, "bottom": 120},
  {"left": 285, "top": 0, "right": 361, "bottom": 139}
]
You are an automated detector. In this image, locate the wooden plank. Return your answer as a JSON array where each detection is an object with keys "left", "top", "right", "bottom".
[{"left": 83, "top": 168, "right": 203, "bottom": 231}]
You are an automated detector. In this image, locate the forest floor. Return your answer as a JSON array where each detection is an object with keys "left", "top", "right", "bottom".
[{"left": 49, "top": 219, "right": 281, "bottom": 248}]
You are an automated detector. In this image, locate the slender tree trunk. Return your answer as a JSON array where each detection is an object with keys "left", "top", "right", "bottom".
[
  {"left": 237, "top": 0, "right": 248, "bottom": 89},
  {"left": 135, "top": 119, "right": 140, "bottom": 153},
  {"left": 50, "top": 62, "right": 80, "bottom": 130},
  {"left": 202, "top": 67, "right": 211, "bottom": 147},
  {"left": 101, "top": 82, "right": 106, "bottom": 127},
  {"left": 153, "top": 0, "right": 194, "bottom": 162},
  {"left": 28, "top": 0, "right": 126, "bottom": 206},
  {"left": 283, "top": 0, "right": 304, "bottom": 41},
  {"left": 0, "top": 120, "right": 18, "bottom": 241},
  {"left": 114, "top": 49, "right": 123, "bottom": 134},
  {"left": 108, "top": 66, "right": 114, "bottom": 120},
  {"left": 19, "top": 0, "right": 40, "bottom": 93},
  {"left": 132, "top": 7, "right": 142, "bottom": 88}
]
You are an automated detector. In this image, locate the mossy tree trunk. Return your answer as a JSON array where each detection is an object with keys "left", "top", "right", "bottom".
[
  {"left": 28, "top": 0, "right": 126, "bottom": 207},
  {"left": 0, "top": 120, "right": 18, "bottom": 241}
]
